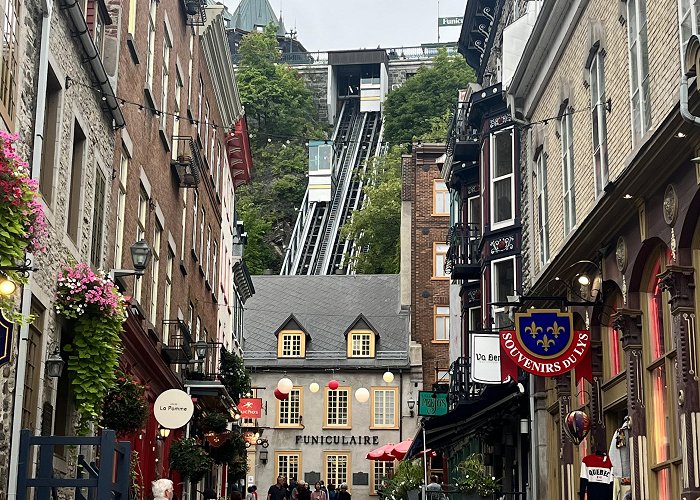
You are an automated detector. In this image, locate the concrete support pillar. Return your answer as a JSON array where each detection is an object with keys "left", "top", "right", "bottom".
[
  {"left": 613, "top": 309, "right": 647, "bottom": 500},
  {"left": 658, "top": 265, "right": 700, "bottom": 499}
]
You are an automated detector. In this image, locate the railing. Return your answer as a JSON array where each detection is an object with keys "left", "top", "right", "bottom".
[
  {"left": 232, "top": 44, "right": 459, "bottom": 66},
  {"left": 445, "top": 98, "right": 478, "bottom": 158},
  {"left": 161, "top": 319, "right": 193, "bottom": 363},
  {"left": 244, "top": 350, "right": 408, "bottom": 361},
  {"left": 448, "top": 356, "right": 485, "bottom": 407},
  {"left": 445, "top": 223, "right": 481, "bottom": 274}
]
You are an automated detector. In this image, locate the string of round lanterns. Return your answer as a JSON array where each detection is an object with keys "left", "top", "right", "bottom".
[{"left": 272, "top": 372, "right": 396, "bottom": 402}]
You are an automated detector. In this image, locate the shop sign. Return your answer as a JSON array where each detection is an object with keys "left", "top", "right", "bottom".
[
  {"left": 418, "top": 391, "right": 448, "bottom": 417},
  {"left": 500, "top": 310, "right": 591, "bottom": 381},
  {"left": 154, "top": 389, "right": 194, "bottom": 429},
  {"left": 470, "top": 333, "right": 503, "bottom": 384},
  {"left": 438, "top": 16, "right": 463, "bottom": 26},
  {"left": 238, "top": 398, "right": 262, "bottom": 419},
  {"left": 295, "top": 435, "right": 380, "bottom": 446},
  {"left": 0, "top": 312, "right": 13, "bottom": 367}
]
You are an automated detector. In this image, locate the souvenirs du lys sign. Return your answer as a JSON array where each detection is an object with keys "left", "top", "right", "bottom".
[{"left": 500, "top": 309, "right": 592, "bottom": 383}]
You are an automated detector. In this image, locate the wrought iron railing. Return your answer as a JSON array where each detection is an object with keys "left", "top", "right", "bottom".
[
  {"left": 445, "top": 223, "right": 481, "bottom": 274},
  {"left": 448, "top": 356, "right": 486, "bottom": 407},
  {"left": 161, "top": 320, "right": 193, "bottom": 363}
]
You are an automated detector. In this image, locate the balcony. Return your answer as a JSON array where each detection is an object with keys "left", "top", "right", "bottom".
[
  {"left": 170, "top": 136, "right": 203, "bottom": 188},
  {"left": 161, "top": 319, "right": 193, "bottom": 363},
  {"left": 182, "top": 0, "right": 206, "bottom": 26},
  {"left": 445, "top": 223, "right": 481, "bottom": 280},
  {"left": 446, "top": 91, "right": 480, "bottom": 166},
  {"left": 448, "top": 356, "right": 485, "bottom": 408}
]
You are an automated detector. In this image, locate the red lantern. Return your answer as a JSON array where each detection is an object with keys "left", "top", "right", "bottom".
[
  {"left": 274, "top": 388, "right": 289, "bottom": 400},
  {"left": 564, "top": 410, "right": 590, "bottom": 445},
  {"left": 328, "top": 380, "right": 339, "bottom": 390}
]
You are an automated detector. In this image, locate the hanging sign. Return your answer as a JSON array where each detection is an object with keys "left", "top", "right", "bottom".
[
  {"left": 0, "top": 311, "right": 13, "bottom": 367},
  {"left": 438, "top": 17, "right": 463, "bottom": 27},
  {"left": 500, "top": 310, "right": 591, "bottom": 381},
  {"left": 238, "top": 398, "right": 262, "bottom": 419},
  {"left": 470, "top": 333, "right": 504, "bottom": 384},
  {"left": 418, "top": 391, "right": 448, "bottom": 417},
  {"left": 154, "top": 389, "right": 194, "bottom": 429}
]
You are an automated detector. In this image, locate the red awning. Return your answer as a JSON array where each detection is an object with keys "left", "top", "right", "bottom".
[
  {"left": 227, "top": 116, "right": 253, "bottom": 189},
  {"left": 365, "top": 443, "right": 396, "bottom": 461}
]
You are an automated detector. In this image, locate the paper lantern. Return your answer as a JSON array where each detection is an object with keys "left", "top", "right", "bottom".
[
  {"left": 277, "top": 377, "right": 294, "bottom": 394},
  {"left": 382, "top": 371, "right": 395, "bottom": 383},
  {"left": 563, "top": 410, "right": 590, "bottom": 445},
  {"left": 355, "top": 387, "right": 370, "bottom": 403},
  {"left": 274, "top": 388, "right": 289, "bottom": 401},
  {"left": 309, "top": 382, "right": 320, "bottom": 393},
  {"left": 328, "top": 380, "right": 339, "bottom": 390}
]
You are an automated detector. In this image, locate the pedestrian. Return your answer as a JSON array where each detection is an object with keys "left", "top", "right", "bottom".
[
  {"left": 152, "top": 478, "right": 174, "bottom": 500},
  {"left": 319, "top": 481, "right": 328, "bottom": 499},
  {"left": 203, "top": 488, "right": 218, "bottom": 499},
  {"left": 231, "top": 491, "right": 243, "bottom": 500},
  {"left": 425, "top": 475, "right": 445, "bottom": 500},
  {"left": 337, "top": 484, "right": 350, "bottom": 500},
  {"left": 268, "top": 475, "right": 288, "bottom": 500},
  {"left": 311, "top": 482, "right": 326, "bottom": 500},
  {"left": 247, "top": 485, "right": 259, "bottom": 500},
  {"left": 327, "top": 484, "right": 337, "bottom": 500},
  {"left": 287, "top": 477, "right": 297, "bottom": 500},
  {"left": 296, "top": 481, "right": 311, "bottom": 500}
]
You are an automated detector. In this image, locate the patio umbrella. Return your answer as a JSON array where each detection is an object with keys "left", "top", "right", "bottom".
[
  {"left": 391, "top": 439, "right": 413, "bottom": 460},
  {"left": 365, "top": 443, "right": 396, "bottom": 461}
]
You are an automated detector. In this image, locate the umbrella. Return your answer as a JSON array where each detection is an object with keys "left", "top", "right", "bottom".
[
  {"left": 391, "top": 439, "right": 413, "bottom": 460},
  {"left": 365, "top": 443, "right": 396, "bottom": 461}
]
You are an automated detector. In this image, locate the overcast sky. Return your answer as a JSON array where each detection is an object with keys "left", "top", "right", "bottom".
[{"left": 221, "top": 0, "right": 466, "bottom": 52}]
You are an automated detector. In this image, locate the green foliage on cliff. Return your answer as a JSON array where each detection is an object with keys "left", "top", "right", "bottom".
[{"left": 236, "top": 25, "right": 326, "bottom": 274}]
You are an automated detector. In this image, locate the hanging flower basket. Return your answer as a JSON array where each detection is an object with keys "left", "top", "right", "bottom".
[
  {"left": 102, "top": 370, "right": 149, "bottom": 436},
  {"left": 0, "top": 131, "right": 47, "bottom": 320},
  {"left": 55, "top": 262, "right": 127, "bottom": 434},
  {"left": 170, "top": 437, "right": 213, "bottom": 483},
  {"left": 453, "top": 454, "right": 501, "bottom": 497}
]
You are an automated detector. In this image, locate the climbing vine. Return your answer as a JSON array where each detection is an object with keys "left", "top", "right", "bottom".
[{"left": 55, "top": 262, "right": 126, "bottom": 434}]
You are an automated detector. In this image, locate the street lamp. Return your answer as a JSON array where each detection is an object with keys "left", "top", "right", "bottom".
[
  {"left": 45, "top": 345, "right": 65, "bottom": 378},
  {"left": 158, "top": 426, "right": 171, "bottom": 440},
  {"left": 193, "top": 340, "right": 208, "bottom": 359},
  {"left": 0, "top": 275, "right": 16, "bottom": 296},
  {"left": 109, "top": 240, "right": 152, "bottom": 281}
]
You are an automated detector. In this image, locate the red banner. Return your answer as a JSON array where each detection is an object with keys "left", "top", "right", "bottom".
[{"left": 238, "top": 398, "right": 262, "bottom": 419}]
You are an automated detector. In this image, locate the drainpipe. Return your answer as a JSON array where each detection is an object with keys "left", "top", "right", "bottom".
[
  {"left": 6, "top": 1, "right": 52, "bottom": 498},
  {"left": 680, "top": 73, "right": 700, "bottom": 126}
]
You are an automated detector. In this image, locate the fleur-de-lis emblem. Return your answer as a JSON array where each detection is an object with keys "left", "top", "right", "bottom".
[
  {"left": 525, "top": 321, "right": 543, "bottom": 339},
  {"left": 537, "top": 334, "right": 555, "bottom": 352},
  {"left": 547, "top": 321, "right": 565, "bottom": 339}
]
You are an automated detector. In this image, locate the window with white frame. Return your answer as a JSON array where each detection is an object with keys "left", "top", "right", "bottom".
[
  {"left": 469, "top": 306, "right": 481, "bottom": 332},
  {"left": 146, "top": 0, "right": 157, "bottom": 89},
  {"left": 490, "top": 128, "right": 514, "bottom": 228},
  {"left": 172, "top": 69, "right": 183, "bottom": 160},
  {"left": 163, "top": 248, "right": 173, "bottom": 341},
  {"left": 536, "top": 152, "right": 549, "bottom": 265},
  {"left": 114, "top": 151, "right": 128, "bottom": 267},
  {"left": 371, "top": 388, "right": 397, "bottom": 428},
  {"left": 197, "top": 74, "right": 203, "bottom": 138},
  {"left": 491, "top": 257, "right": 516, "bottom": 328},
  {"left": 433, "top": 243, "right": 449, "bottom": 279},
  {"left": 160, "top": 25, "right": 171, "bottom": 129},
  {"left": 372, "top": 461, "right": 394, "bottom": 495},
  {"left": 348, "top": 331, "right": 374, "bottom": 357},
  {"left": 135, "top": 187, "right": 149, "bottom": 303},
  {"left": 198, "top": 207, "right": 205, "bottom": 261},
  {"left": 276, "top": 452, "right": 301, "bottom": 480},
  {"left": 325, "top": 453, "right": 350, "bottom": 486},
  {"left": 560, "top": 108, "right": 576, "bottom": 235},
  {"left": 278, "top": 331, "right": 305, "bottom": 358},
  {"left": 679, "top": 0, "right": 700, "bottom": 71},
  {"left": 433, "top": 180, "right": 449, "bottom": 215},
  {"left": 434, "top": 306, "right": 449, "bottom": 341},
  {"left": 449, "top": 189, "right": 462, "bottom": 226},
  {"left": 590, "top": 49, "right": 608, "bottom": 196},
  {"left": 205, "top": 224, "right": 211, "bottom": 282},
  {"left": 90, "top": 166, "right": 106, "bottom": 267},
  {"left": 627, "top": 0, "right": 651, "bottom": 142},
  {"left": 191, "top": 190, "right": 198, "bottom": 254},
  {"left": 150, "top": 221, "right": 162, "bottom": 325},
  {"left": 325, "top": 388, "right": 350, "bottom": 427},
  {"left": 278, "top": 387, "right": 302, "bottom": 426}
]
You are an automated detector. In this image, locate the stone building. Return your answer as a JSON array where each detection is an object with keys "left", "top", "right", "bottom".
[
  {"left": 242, "top": 274, "right": 419, "bottom": 498},
  {"left": 0, "top": 0, "right": 123, "bottom": 496}
]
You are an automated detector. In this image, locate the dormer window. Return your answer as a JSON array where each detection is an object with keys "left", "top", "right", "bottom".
[
  {"left": 278, "top": 330, "right": 305, "bottom": 358},
  {"left": 347, "top": 330, "right": 375, "bottom": 358}
]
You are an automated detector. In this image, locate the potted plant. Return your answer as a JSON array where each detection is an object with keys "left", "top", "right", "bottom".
[
  {"left": 453, "top": 454, "right": 500, "bottom": 499},
  {"left": 381, "top": 459, "right": 423, "bottom": 500},
  {"left": 102, "top": 370, "right": 149, "bottom": 436},
  {"left": 198, "top": 411, "right": 229, "bottom": 434},
  {"left": 169, "top": 437, "right": 213, "bottom": 483}
]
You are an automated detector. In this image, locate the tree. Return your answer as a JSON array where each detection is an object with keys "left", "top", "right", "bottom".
[
  {"left": 383, "top": 49, "right": 474, "bottom": 146},
  {"left": 341, "top": 146, "right": 402, "bottom": 274},
  {"left": 235, "top": 25, "right": 326, "bottom": 274}
]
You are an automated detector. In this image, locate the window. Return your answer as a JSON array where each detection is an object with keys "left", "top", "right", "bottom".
[
  {"left": 605, "top": 294, "right": 624, "bottom": 378},
  {"left": 490, "top": 128, "right": 514, "bottom": 228},
  {"left": 114, "top": 151, "right": 128, "bottom": 266},
  {"left": 491, "top": 257, "right": 516, "bottom": 328},
  {"left": 434, "top": 306, "right": 449, "bottom": 342},
  {"left": 94, "top": 10, "right": 105, "bottom": 59},
  {"left": 276, "top": 452, "right": 301, "bottom": 481},
  {"left": 536, "top": 152, "right": 549, "bottom": 265},
  {"left": 39, "top": 66, "right": 62, "bottom": 207},
  {"left": 212, "top": 241, "right": 218, "bottom": 288},
  {"left": 90, "top": 166, "right": 107, "bottom": 267},
  {"left": 277, "top": 331, "right": 305, "bottom": 358},
  {"left": 644, "top": 256, "right": 675, "bottom": 500},
  {"left": 204, "top": 100, "right": 210, "bottom": 161},
  {"left": 433, "top": 180, "right": 449, "bottom": 216},
  {"left": 347, "top": 331, "right": 375, "bottom": 357},
  {"left": 468, "top": 306, "right": 481, "bottom": 332},
  {"left": 146, "top": 0, "right": 157, "bottom": 89},
  {"left": 150, "top": 221, "right": 162, "bottom": 325},
  {"left": 127, "top": 0, "right": 137, "bottom": 35},
  {"left": 160, "top": 25, "right": 171, "bottom": 129},
  {"left": 436, "top": 369, "right": 450, "bottom": 386},
  {"left": 325, "top": 387, "right": 350, "bottom": 428},
  {"left": 22, "top": 300, "right": 44, "bottom": 429},
  {"left": 277, "top": 387, "right": 302, "bottom": 427},
  {"left": 215, "top": 142, "right": 222, "bottom": 192},
  {"left": 199, "top": 207, "right": 205, "bottom": 261},
  {"left": 172, "top": 69, "right": 183, "bottom": 160},
  {"left": 195, "top": 316, "right": 201, "bottom": 341},
  {"left": 371, "top": 387, "right": 398, "bottom": 428},
  {"left": 163, "top": 247, "right": 174, "bottom": 342},
  {"left": 191, "top": 190, "right": 198, "bottom": 254},
  {"left": 679, "top": 0, "right": 700, "bottom": 72},
  {"left": 180, "top": 190, "right": 187, "bottom": 257},
  {"left": 590, "top": 49, "right": 608, "bottom": 197},
  {"left": 135, "top": 186, "right": 149, "bottom": 303},
  {"left": 371, "top": 461, "right": 394, "bottom": 496},
  {"left": 205, "top": 224, "right": 211, "bottom": 282},
  {"left": 560, "top": 109, "right": 576, "bottom": 235},
  {"left": 433, "top": 243, "right": 448, "bottom": 279},
  {"left": 188, "top": 303, "right": 194, "bottom": 332},
  {"left": 67, "top": 120, "right": 86, "bottom": 242},
  {"left": 0, "top": 0, "right": 19, "bottom": 126},
  {"left": 197, "top": 74, "right": 203, "bottom": 138},
  {"left": 324, "top": 453, "right": 350, "bottom": 487},
  {"left": 627, "top": 0, "right": 651, "bottom": 143}
]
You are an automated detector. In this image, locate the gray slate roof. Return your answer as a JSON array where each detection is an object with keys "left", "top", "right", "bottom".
[
  {"left": 243, "top": 274, "right": 409, "bottom": 369},
  {"left": 229, "top": 0, "right": 281, "bottom": 33}
]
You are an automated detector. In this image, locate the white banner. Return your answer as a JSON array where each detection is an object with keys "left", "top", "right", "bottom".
[{"left": 470, "top": 333, "right": 503, "bottom": 384}]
